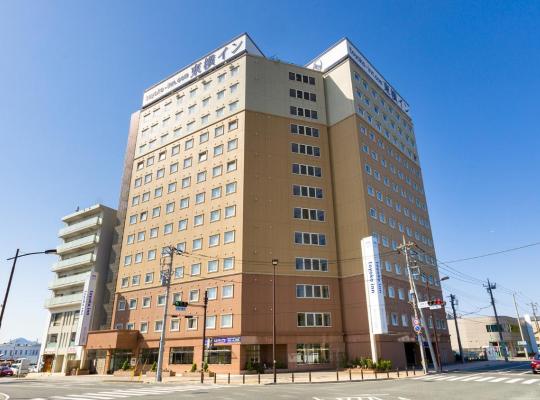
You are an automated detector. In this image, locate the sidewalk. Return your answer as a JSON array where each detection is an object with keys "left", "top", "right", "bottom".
[
  {"left": 26, "top": 367, "right": 426, "bottom": 385},
  {"left": 442, "top": 357, "right": 530, "bottom": 373}
]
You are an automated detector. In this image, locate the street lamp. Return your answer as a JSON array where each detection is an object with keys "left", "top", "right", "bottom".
[
  {"left": 0, "top": 248, "right": 57, "bottom": 331},
  {"left": 271, "top": 258, "right": 278, "bottom": 384}
]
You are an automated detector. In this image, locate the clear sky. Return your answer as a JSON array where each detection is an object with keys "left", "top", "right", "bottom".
[{"left": 0, "top": 0, "right": 539, "bottom": 343}]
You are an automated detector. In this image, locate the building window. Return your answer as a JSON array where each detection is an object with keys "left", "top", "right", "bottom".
[
  {"left": 223, "top": 257, "right": 234, "bottom": 270},
  {"left": 191, "top": 263, "right": 201, "bottom": 276},
  {"left": 293, "top": 207, "right": 324, "bottom": 221},
  {"left": 169, "top": 347, "right": 194, "bottom": 364},
  {"left": 118, "top": 300, "right": 126, "bottom": 311},
  {"left": 170, "top": 318, "right": 180, "bottom": 331},
  {"left": 292, "top": 163, "right": 322, "bottom": 177},
  {"left": 297, "top": 312, "right": 331, "bottom": 327},
  {"left": 142, "top": 297, "right": 151, "bottom": 308},
  {"left": 174, "top": 266, "right": 184, "bottom": 279},
  {"left": 295, "top": 257, "right": 328, "bottom": 271},
  {"left": 211, "top": 187, "right": 222, "bottom": 199},
  {"left": 294, "top": 232, "right": 326, "bottom": 246},
  {"left": 193, "top": 238, "right": 203, "bottom": 250},
  {"left": 296, "top": 284, "right": 330, "bottom": 299},
  {"left": 225, "top": 181, "right": 237, "bottom": 194},
  {"left": 224, "top": 230, "right": 235, "bottom": 244},
  {"left": 207, "top": 260, "right": 218, "bottom": 273},
  {"left": 145, "top": 272, "right": 154, "bottom": 284},
  {"left": 209, "top": 234, "right": 220, "bottom": 247},
  {"left": 220, "top": 314, "right": 233, "bottom": 328},
  {"left": 207, "top": 287, "right": 218, "bottom": 300},
  {"left": 292, "top": 184, "right": 323, "bottom": 199},
  {"left": 154, "top": 320, "right": 163, "bottom": 332},
  {"left": 187, "top": 317, "right": 198, "bottom": 330},
  {"left": 296, "top": 344, "right": 329, "bottom": 364}
]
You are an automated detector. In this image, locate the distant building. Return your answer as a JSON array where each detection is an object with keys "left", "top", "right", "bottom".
[
  {"left": 0, "top": 338, "right": 41, "bottom": 364},
  {"left": 39, "top": 204, "right": 117, "bottom": 373},
  {"left": 448, "top": 315, "right": 537, "bottom": 359}
]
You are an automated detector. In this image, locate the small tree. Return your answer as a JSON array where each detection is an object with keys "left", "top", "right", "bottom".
[
  {"left": 151, "top": 361, "right": 157, "bottom": 372},
  {"left": 245, "top": 359, "right": 254, "bottom": 371},
  {"left": 190, "top": 363, "right": 197, "bottom": 372},
  {"left": 203, "top": 362, "right": 209, "bottom": 372},
  {"left": 121, "top": 360, "right": 130, "bottom": 371}
]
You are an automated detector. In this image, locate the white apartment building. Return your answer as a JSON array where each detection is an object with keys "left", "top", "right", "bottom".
[{"left": 40, "top": 204, "right": 116, "bottom": 373}]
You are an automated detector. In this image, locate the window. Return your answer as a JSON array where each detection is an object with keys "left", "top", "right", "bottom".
[
  {"left": 165, "top": 202, "right": 175, "bottom": 214},
  {"left": 140, "top": 211, "right": 148, "bottom": 221},
  {"left": 154, "top": 320, "right": 164, "bottom": 332},
  {"left": 225, "top": 205, "right": 236, "bottom": 218},
  {"left": 180, "top": 197, "right": 189, "bottom": 209},
  {"left": 197, "top": 171, "right": 207, "bottom": 183},
  {"left": 184, "top": 157, "right": 192, "bottom": 169},
  {"left": 295, "top": 257, "right": 328, "bottom": 272},
  {"left": 145, "top": 272, "right": 154, "bottom": 284},
  {"left": 221, "top": 314, "right": 233, "bottom": 328},
  {"left": 142, "top": 297, "right": 151, "bottom": 308},
  {"left": 212, "top": 165, "right": 222, "bottom": 177},
  {"left": 132, "top": 196, "right": 140, "bottom": 206},
  {"left": 171, "top": 145, "right": 180, "bottom": 156},
  {"left": 121, "top": 277, "right": 129, "bottom": 288},
  {"left": 401, "top": 314, "right": 409, "bottom": 327},
  {"left": 225, "top": 181, "right": 237, "bottom": 194},
  {"left": 174, "top": 266, "right": 184, "bottom": 279},
  {"left": 294, "top": 232, "right": 327, "bottom": 246},
  {"left": 297, "top": 312, "right": 331, "bottom": 327},
  {"left": 296, "top": 284, "right": 330, "bottom": 299},
  {"left": 226, "top": 160, "right": 237, "bottom": 172},
  {"left": 292, "top": 163, "right": 322, "bottom": 177},
  {"left": 148, "top": 249, "right": 157, "bottom": 260},
  {"left": 132, "top": 275, "right": 140, "bottom": 286},
  {"left": 211, "top": 186, "right": 222, "bottom": 199},
  {"left": 193, "top": 238, "right": 203, "bottom": 250},
  {"left": 185, "top": 139, "right": 194, "bottom": 150},
  {"left": 154, "top": 186, "right": 163, "bottom": 197},
  {"left": 118, "top": 300, "right": 126, "bottom": 311},
  {"left": 199, "top": 132, "right": 209, "bottom": 144},
  {"left": 129, "top": 299, "right": 137, "bottom": 310},
  {"left": 207, "top": 260, "right": 218, "bottom": 273},
  {"left": 209, "top": 234, "right": 220, "bottom": 247},
  {"left": 157, "top": 295, "right": 166, "bottom": 306},
  {"left": 194, "top": 214, "right": 204, "bottom": 226},
  {"left": 229, "top": 101, "right": 238, "bottom": 112},
  {"left": 189, "top": 289, "right": 199, "bottom": 302},
  {"left": 228, "top": 120, "right": 238, "bottom": 131},
  {"left": 187, "top": 317, "right": 198, "bottom": 330},
  {"left": 391, "top": 313, "right": 399, "bottom": 326},
  {"left": 127, "top": 234, "right": 135, "bottom": 245},
  {"left": 224, "top": 230, "right": 235, "bottom": 244},
  {"left": 227, "top": 138, "right": 238, "bottom": 151},
  {"left": 164, "top": 223, "right": 173, "bottom": 235},
  {"left": 388, "top": 286, "right": 395, "bottom": 298},
  {"left": 142, "top": 192, "right": 150, "bottom": 202},
  {"left": 223, "top": 257, "right": 234, "bottom": 270},
  {"left": 220, "top": 284, "right": 234, "bottom": 299},
  {"left": 168, "top": 182, "right": 177, "bottom": 193},
  {"left": 293, "top": 207, "right": 324, "bottom": 221},
  {"left": 292, "top": 184, "right": 323, "bottom": 199},
  {"left": 124, "top": 255, "right": 132, "bottom": 266},
  {"left": 205, "top": 315, "right": 217, "bottom": 329},
  {"left": 207, "top": 287, "right": 218, "bottom": 300},
  {"left": 170, "top": 347, "right": 194, "bottom": 364},
  {"left": 135, "top": 252, "right": 143, "bottom": 263},
  {"left": 291, "top": 143, "right": 320, "bottom": 157},
  {"left": 296, "top": 343, "right": 329, "bottom": 364},
  {"left": 129, "top": 215, "right": 137, "bottom": 225},
  {"left": 150, "top": 227, "right": 158, "bottom": 238},
  {"left": 290, "top": 124, "right": 320, "bottom": 138},
  {"left": 181, "top": 176, "right": 191, "bottom": 188},
  {"left": 214, "top": 126, "right": 224, "bottom": 137},
  {"left": 170, "top": 318, "right": 180, "bottom": 331},
  {"left": 144, "top": 173, "right": 152, "bottom": 184},
  {"left": 170, "top": 162, "right": 178, "bottom": 174}
]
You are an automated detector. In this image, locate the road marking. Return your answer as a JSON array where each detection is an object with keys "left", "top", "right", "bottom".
[
  {"left": 519, "top": 370, "right": 532, "bottom": 375},
  {"left": 505, "top": 378, "right": 523, "bottom": 383},
  {"left": 473, "top": 376, "right": 495, "bottom": 382},
  {"left": 488, "top": 377, "right": 508, "bottom": 382},
  {"left": 94, "top": 394, "right": 130, "bottom": 398},
  {"left": 522, "top": 379, "right": 538, "bottom": 384},
  {"left": 446, "top": 374, "right": 475, "bottom": 381},
  {"left": 462, "top": 375, "right": 486, "bottom": 381},
  {"left": 0, "top": 394, "right": 9, "bottom": 400}
]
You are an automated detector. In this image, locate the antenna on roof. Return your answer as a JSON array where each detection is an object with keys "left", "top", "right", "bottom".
[{"left": 76, "top": 206, "right": 80, "bottom": 212}]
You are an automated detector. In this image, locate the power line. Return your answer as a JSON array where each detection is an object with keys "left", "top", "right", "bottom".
[{"left": 442, "top": 241, "right": 540, "bottom": 264}]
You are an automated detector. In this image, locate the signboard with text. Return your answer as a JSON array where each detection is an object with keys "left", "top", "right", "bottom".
[
  {"left": 142, "top": 33, "right": 263, "bottom": 107},
  {"left": 75, "top": 272, "right": 98, "bottom": 346},
  {"left": 361, "top": 236, "right": 388, "bottom": 334}
]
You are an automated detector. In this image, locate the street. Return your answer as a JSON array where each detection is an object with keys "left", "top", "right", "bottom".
[{"left": 0, "top": 362, "right": 539, "bottom": 400}]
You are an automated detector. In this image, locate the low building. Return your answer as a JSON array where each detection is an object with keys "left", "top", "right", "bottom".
[
  {"left": 39, "top": 204, "right": 117, "bottom": 373},
  {"left": 0, "top": 338, "right": 41, "bottom": 364},
  {"left": 448, "top": 315, "right": 536, "bottom": 360}
]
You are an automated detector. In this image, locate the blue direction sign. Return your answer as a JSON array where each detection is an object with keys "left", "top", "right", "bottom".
[
  {"left": 175, "top": 306, "right": 187, "bottom": 311},
  {"left": 414, "top": 325, "right": 422, "bottom": 333}
]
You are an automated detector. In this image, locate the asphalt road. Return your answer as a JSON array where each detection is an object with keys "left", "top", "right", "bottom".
[{"left": 0, "top": 362, "right": 538, "bottom": 400}]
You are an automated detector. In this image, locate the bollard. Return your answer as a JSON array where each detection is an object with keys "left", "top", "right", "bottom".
[
  {"left": 375, "top": 370, "right": 378, "bottom": 380},
  {"left": 336, "top": 368, "right": 339, "bottom": 381},
  {"left": 361, "top": 369, "right": 364, "bottom": 381},
  {"left": 387, "top": 370, "right": 390, "bottom": 379},
  {"left": 291, "top": 372, "right": 294, "bottom": 383},
  {"left": 228, "top": 372, "right": 230, "bottom": 384},
  {"left": 406, "top": 367, "right": 409, "bottom": 377},
  {"left": 258, "top": 371, "right": 261, "bottom": 384},
  {"left": 413, "top": 365, "right": 416, "bottom": 376},
  {"left": 214, "top": 373, "right": 217, "bottom": 384},
  {"left": 349, "top": 369, "right": 352, "bottom": 381},
  {"left": 243, "top": 373, "right": 245, "bottom": 384},
  {"left": 397, "top": 367, "right": 400, "bottom": 378},
  {"left": 309, "top": 370, "right": 312, "bottom": 383}
]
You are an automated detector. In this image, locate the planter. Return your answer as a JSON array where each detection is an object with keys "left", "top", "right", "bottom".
[
  {"left": 113, "top": 370, "right": 136, "bottom": 377},
  {"left": 181, "top": 371, "right": 214, "bottom": 377},
  {"left": 145, "top": 370, "right": 176, "bottom": 377}
]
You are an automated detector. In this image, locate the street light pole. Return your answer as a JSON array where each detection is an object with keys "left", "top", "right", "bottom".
[
  {"left": 200, "top": 290, "right": 208, "bottom": 384},
  {"left": 1, "top": 248, "right": 57, "bottom": 332},
  {"left": 272, "top": 259, "right": 278, "bottom": 384}
]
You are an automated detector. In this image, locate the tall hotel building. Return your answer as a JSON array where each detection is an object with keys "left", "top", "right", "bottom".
[{"left": 85, "top": 34, "right": 451, "bottom": 373}]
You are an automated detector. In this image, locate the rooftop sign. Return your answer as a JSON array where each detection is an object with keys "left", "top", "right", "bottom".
[
  {"left": 142, "top": 33, "right": 263, "bottom": 108},
  {"left": 306, "top": 38, "right": 410, "bottom": 114}
]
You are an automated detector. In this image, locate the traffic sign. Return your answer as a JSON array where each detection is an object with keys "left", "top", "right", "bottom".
[
  {"left": 429, "top": 305, "right": 442, "bottom": 310},
  {"left": 418, "top": 301, "right": 429, "bottom": 309},
  {"left": 413, "top": 325, "right": 422, "bottom": 333},
  {"left": 518, "top": 340, "right": 528, "bottom": 346},
  {"left": 413, "top": 318, "right": 420, "bottom": 326},
  {"left": 175, "top": 306, "right": 187, "bottom": 311}
]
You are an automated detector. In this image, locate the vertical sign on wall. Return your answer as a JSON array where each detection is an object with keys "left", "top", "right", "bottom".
[
  {"left": 75, "top": 272, "right": 98, "bottom": 346},
  {"left": 361, "top": 236, "right": 388, "bottom": 362}
]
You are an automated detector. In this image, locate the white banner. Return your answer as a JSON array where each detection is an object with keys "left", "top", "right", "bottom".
[
  {"left": 361, "top": 236, "right": 388, "bottom": 334},
  {"left": 142, "top": 33, "right": 263, "bottom": 107},
  {"left": 75, "top": 272, "right": 98, "bottom": 346},
  {"left": 524, "top": 314, "right": 539, "bottom": 354}
]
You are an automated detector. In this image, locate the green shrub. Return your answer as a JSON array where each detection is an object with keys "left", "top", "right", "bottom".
[
  {"left": 245, "top": 359, "right": 254, "bottom": 371},
  {"left": 121, "top": 360, "right": 130, "bottom": 371},
  {"left": 203, "top": 362, "right": 209, "bottom": 372},
  {"left": 275, "top": 361, "right": 287, "bottom": 369},
  {"left": 150, "top": 361, "right": 157, "bottom": 372},
  {"left": 190, "top": 363, "right": 197, "bottom": 372},
  {"left": 375, "top": 359, "right": 392, "bottom": 371}
]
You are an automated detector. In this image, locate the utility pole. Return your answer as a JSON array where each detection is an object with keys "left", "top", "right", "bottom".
[
  {"left": 484, "top": 279, "right": 508, "bottom": 362},
  {"left": 200, "top": 290, "right": 208, "bottom": 384},
  {"left": 398, "top": 237, "right": 439, "bottom": 373},
  {"left": 512, "top": 292, "right": 529, "bottom": 358},
  {"left": 271, "top": 259, "right": 278, "bottom": 384},
  {"left": 449, "top": 295, "right": 465, "bottom": 363},
  {"left": 425, "top": 280, "right": 442, "bottom": 371},
  {"left": 156, "top": 248, "right": 173, "bottom": 383}
]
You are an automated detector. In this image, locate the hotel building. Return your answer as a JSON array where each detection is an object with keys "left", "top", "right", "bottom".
[
  {"left": 85, "top": 34, "right": 451, "bottom": 373},
  {"left": 40, "top": 204, "right": 116, "bottom": 373}
]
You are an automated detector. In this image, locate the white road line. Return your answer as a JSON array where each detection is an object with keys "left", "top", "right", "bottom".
[
  {"left": 519, "top": 370, "right": 532, "bottom": 375},
  {"left": 65, "top": 395, "right": 115, "bottom": 400},
  {"left": 462, "top": 375, "right": 486, "bottom": 381},
  {"left": 0, "top": 394, "right": 9, "bottom": 400},
  {"left": 505, "top": 378, "right": 523, "bottom": 383},
  {"left": 522, "top": 379, "right": 538, "bottom": 384},
  {"left": 431, "top": 375, "right": 454, "bottom": 381},
  {"left": 447, "top": 375, "right": 474, "bottom": 381},
  {"left": 94, "top": 394, "right": 130, "bottom": 398},
  {"left": 473, "top": 376, "right": 495, "bottom": 382},
  {"left": 489, "top": 377, "right": 508, "bottom": 382},
  {"left": 51, "top": 397, "right": 96, "bottom": 400}
]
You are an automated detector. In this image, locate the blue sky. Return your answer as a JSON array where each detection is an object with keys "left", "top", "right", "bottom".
[{"left": 0, "top": 0, "right": 539, "bottom": 342}]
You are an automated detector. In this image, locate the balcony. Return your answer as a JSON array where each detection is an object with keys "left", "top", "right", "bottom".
[
  {"left": 58, "top": 216, "right": 102, "bottom": 239},
  {"left": 52, "top": 253, "right": 96, "bottom": 273},
  {"left": 44, "top": 292, "right": 83, "bottom": 309},
  {"left": 56, "top": 234, "right": 99, "bottom": 255},
  {"left": 48, "top": 272, "right": 90, "bottom": 290}
]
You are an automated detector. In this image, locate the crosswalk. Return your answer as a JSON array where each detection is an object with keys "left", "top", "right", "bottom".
[
  {"left": 28, "top": 384, "right": 229, "bottom": 400},
  {"left": 413, "top": 373, "right": 540, "bottom": 386}
]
